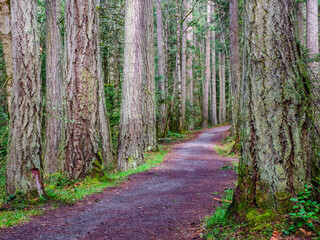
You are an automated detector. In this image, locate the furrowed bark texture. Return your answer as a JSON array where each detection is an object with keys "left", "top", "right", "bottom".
[
  {"left": 45, "top": 0, "right": 63, "bottom": 175},
  {"left": 186, "top": 0, "right": 194, "bottom": 130},
  {"left": 229, "top": 0, "right": 240, "bottom": 137},
  {"left": 156, "top": 0, "right": 166, "bottom": 136},
  {"left": 211, "top": 2, "right": 217, "bottom": 126},
  {"left": 143, "top": 0, "right": 157, "bottom": 151},
  {"left": 203, "top": 1, "right": 210, "bottom": 128},
  {"left": 65, "top": 0, "right": 113, "bottom": 179},
  {"left": 296, "top": 1, "right": 304, "bottom": 46},
  {"left": 0, "top": 0, "right": 12, "bottom": 114},
  {"left": 181, "top": 0, "right": 187, "bottom": 131},
  {"left": 6, "top": 0, "right": 44, "bottom": 196},
  {"left": 117, "top": 0, "right": 146, "bottom": 170},
  {"left": 233, "top": 0, "right": 313, "bottom": 214}
]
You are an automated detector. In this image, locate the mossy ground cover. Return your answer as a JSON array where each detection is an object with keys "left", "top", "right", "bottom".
[{"left": 0, "top": 132, "right": 193, "bottom": 228}]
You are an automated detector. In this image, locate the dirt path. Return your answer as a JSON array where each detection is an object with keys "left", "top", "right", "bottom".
[{"left": 0, "top": 126, "right": 237, "bottom": 240}]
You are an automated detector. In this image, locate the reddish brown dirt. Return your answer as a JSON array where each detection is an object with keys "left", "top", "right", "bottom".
[{"left": 0, "top": 126, "right": 237, "bottom": 240}]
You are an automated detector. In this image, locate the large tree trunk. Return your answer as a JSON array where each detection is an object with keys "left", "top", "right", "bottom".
[
  {"left": 186, "top": 0, "right": 194, "bottom": 130},
  {"left": 156, "top": 0, "right": 166, "bottom": 136},
  {"left": 143, "top": 0, "right": 157, "bottom": 151},
  {"left": 296, "top": 1, "right": 304, "bottom": 46},
  {"left": 211, "top": 1, "right": 217, "bottom": 126},
  {"left": 0, "top": 0, "right": 12, "bottom": 114},
  {"left": 117, "top": 0, "right": 148, "bottom": 170},
  {"left": 64, "top": 0, "right": 113, "bottom": 179},
  {"left": 6, "top": 0, "right": 44, "bottom": 196},
  {"left": 44, "top": 0, "right": 64, "bottom": 175},
  {"left": 176, "top": 1, "right": 183, "bottom": 133},
  {"left": 229, "top": 0, "right": 240, "bottom": 139},
  {"left": 181, "top": 0, "right": 187, "bottom": 131},
  {"left": 203, "top": 1, "right": 211, "bottom": 128},
  {"left": 232, "top": 0, "right": 314, "bottom": 215}
]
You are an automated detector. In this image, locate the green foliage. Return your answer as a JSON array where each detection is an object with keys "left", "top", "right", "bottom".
[{"left": 287, "top": 183, "right": 320, "bottom": 233}]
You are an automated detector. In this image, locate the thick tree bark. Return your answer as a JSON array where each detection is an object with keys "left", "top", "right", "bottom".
[
  {"left": 232, "top": 0, "right": 314, "bottom": 215},
  {"left": 229, "top": 0, "right": 240, "bottom": 138},
  {"left": 211, "top": 1, "right": 217, "bottom": 126},
  {"left": 186, "top": 0, "right": 194, "bottom": 130},
  {"left": 296, "top": 1, "right": 304, "bottom": 46},
  {"left": 65, "top": 0, "right": 113, "bottom": 179},
  {"left": 0, "top": 0, "right": 12, "bottom": 114},
  {"left": 117, "top": 0, "right": 148, "bottom": 170},
  {"left": 6, "top": 0, "right": 44, "bottom": 196},
  {"left": 156, "top": 0, "right": 166, "bottom": 136},
  {"left": 203, "top": 1, "right": 211, "bottom": 128},
  {"left": 143, "top": 0, "right": 157, "bottom": 151},
  {"left": 181, "top": 0, "right": 187, "bottom": 131},
  {"left": 45, "top": 0, "right": 63, "bottom": 175}
]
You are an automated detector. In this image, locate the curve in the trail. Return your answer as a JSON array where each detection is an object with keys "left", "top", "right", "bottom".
[{"left": 0, "top": 126, "right": 237, "bottom": 240}]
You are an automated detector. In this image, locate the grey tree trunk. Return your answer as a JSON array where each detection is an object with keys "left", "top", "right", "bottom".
[
  {"left": 117, "top": 0, "right": 149, "bottom": 170},
  {"left": 6, "top": 0, "right": 44, "bottom": 196},
  {"left": 64, "top": 0, "right": 113, "bottom": 179},
  {"left": 156, "top": 0, "right": 166, "bottom": 136},
  {"left": 176, "top": 1, "right": 183, "bottom": 132},
  {"left": 296, "top": 1, "right": 304, "bottom": 46},
  {"left": 143, "top": 0, "right": 157, "bottom": 151},
  {"left": 0, "top": 0, "right": 12, "bottom": 114},
  {"left": 181, "top": 0, "right": 187, "bottom": 131},
  {"left": 232, "top": 0, "right": 314, "bottom": 215},
  {"left": 211, "top": 1, "right": 217, "bottom": 126},
  {"left": 45, "top": 0, "right": 64, "bottom": 175},
  {"left": 203, "top": 1, "right": 211, "bottom": 128},
  {"left": 186, "top": 0, "right": 194, "bottom": 130},
  {"left": 229, "top": 0, "right": 240, "bottom": 139}
]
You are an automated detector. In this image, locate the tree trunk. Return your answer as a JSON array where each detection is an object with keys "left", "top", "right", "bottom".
[
  {"left": 211, "top": 1, "right": 217, "bottom": 126},
  {"left": 232, "top": 0, "right": 314, "bottom": 215},
  {"left": 117, "top": 0, "right": 148, "bottom": 170},
  {"left": 296, "top": 1, "right": 304, "bottom": 46},
  {"left": 229, "top": 0, "right": 240, "bottom": 138},
  {"left": 156, "top": 0, "right": 166, "bottom": 136},
  {"left": 186, "top": 0, "right": 194, "bottom": 130},
  {"left": 6, "top": 0, "right": 44, "bottom": 196},
  {"left": 143, "top": 0, "right": 157, "bottom": 151},
  {"left": 0, "top": 0, "right": 12, "bottom": 114},
  {"left": 181, "top": 0, "right": 187, "bottom": 131},
  {"left": 64, "top": 0, "right": 113, "bottom": 179},
  {"left": 203, "top": 1, "right": 211, "bottom": 128},
  {"left": 176, "top": 1, "right": 183, "bottom": 132},
  {"left": 45, "top": 0, "right": 64, "bottom": 175}
]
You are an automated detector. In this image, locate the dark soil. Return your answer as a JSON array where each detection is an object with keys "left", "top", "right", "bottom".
[{"left": 0, "top": 126, "right": 237, "bottom": 240}]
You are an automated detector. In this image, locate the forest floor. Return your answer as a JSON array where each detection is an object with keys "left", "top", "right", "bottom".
[{"left": 0, "top": 126, "right": 237, "bottom": 240}]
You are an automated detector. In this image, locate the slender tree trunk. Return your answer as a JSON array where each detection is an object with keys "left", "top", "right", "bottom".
[
  {"left": 65, "top": 0, "right": 113, "bottom": 179},
  {"left": 45, "top": 0, "right": 64, "bottom": 175},
  {"left": 6, "top": 0, "right": 44, "bottom": 196},
  {"left": 232, "top": 0, "right": 314, "bottom": 215},
  {"left": 0, "top": 0, "right": 12, "bottom": 114},
  {"left": 221, "top": 50, "right": 226, "bottom": 123},
  {"left": 211, "top": 2, "right": 217, "bottom": 126},
  {"left": 143, "top": 0, "right": 157, "bottom": 151},
  {"left": 176, "top": 1, "right": 183, "bottom": 132},
  {"left": 186, "top": 0, "right": 194, "bottom": 130},
  {"left": 203, "top": 1, "right": 211, "bottom": 128},
  {"left": 229, "top": 0, "right": 240, "bottom": 139},
  {"left": 117, "top": 0, "right": 148, "bottom": 170},
  {"left": 296, "top": 1, "right": 304, "bottom": 46},
  {"left": 181, "top": 0, "right": 187, "bottom": 131},
  {"left": 218, "top": 50, "right": 222, "bottom": 124},
  {"left": 156, "top": 0, "right": 166, "bottom": 136}
]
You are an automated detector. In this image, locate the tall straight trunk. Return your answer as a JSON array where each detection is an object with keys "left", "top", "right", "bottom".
[
  {"left": 229, "top": 0, "right": 240, "bottom": 138},
  {"left": 156, "top": 0, "right": 166, "bottom": 136},
  {"left": 6, "top": 0, "right": 44, "bottom": 196},
  {"left": 296, "top": 1, "right": 304, "bottom": 46},
  {"left": 181, "top": 0, "right": 187, "bottom": 131},
  {"left": 176, "top": 1, "right": 183, "bottom": 132},
  {"left": 203, "top": 1, "right": 211, "bottom": 128},
  {"left": 218, "top": 51, "right": 222, "bottom": 124},
  {"left": 65, "top": 0, "right": 113, "bottom": 179},
  {"left": 221, "top": 50, "right": 226, "bottom": 123},
  {"left": 211, "top": 2, "right": 217, "bottom": 126},
  {"left": 143, "top": 0, "right": 157, "bottom": 151},
  {"left": 117, "top": 0, "right": 149, "bottom": 170},
  {"left": 232, "top": 0, "right": 314, "bottom": 215},
  {"left": 45, "top": 0, "right": 63, "bottom": 175},
  {"left": 186, "top": 0, "right": 194, "bottom": 130},
  {"left": 0, "top": 0, "right": 12, "bottom": 114}
]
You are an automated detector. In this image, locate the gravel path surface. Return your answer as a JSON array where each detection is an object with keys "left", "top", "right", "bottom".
[{"left": 0, "top": 126, "right": 237, "bottom": 240}]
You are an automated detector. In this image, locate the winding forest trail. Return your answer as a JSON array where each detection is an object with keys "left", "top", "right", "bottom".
[{"left": 0, "top": 126, "right": 237, "bottom": 240}]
